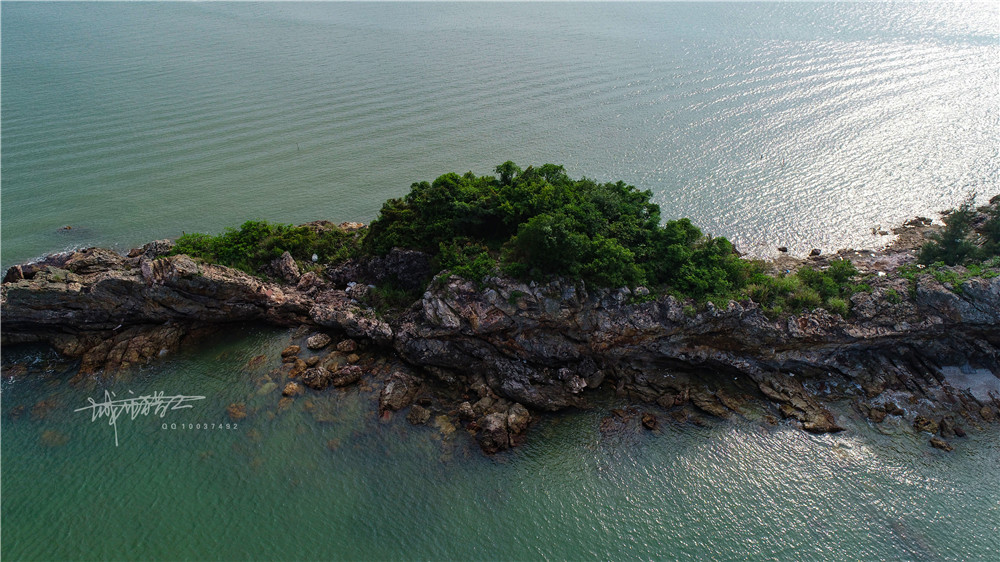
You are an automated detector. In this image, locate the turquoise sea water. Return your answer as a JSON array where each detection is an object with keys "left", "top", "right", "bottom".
[
  {"left": 3, "top": 328, "right": 999, "bottom": 560},
  {"left": 2, "top": 2, "right": 998, "bottom": 269},
  {"left": 3, "top": 3, "right": 999, "bottom": 560}
]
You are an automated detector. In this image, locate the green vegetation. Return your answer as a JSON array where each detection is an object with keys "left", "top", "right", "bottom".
[
  {"left": 745, "top": 259, "right": 859, "bottom": 317},
  {"left": 365, "top": 161, "right": 754, "bottom": 298},
  {"left": 900, "top": 257, "right": 1000, "bottom": 296},
  {"left": 438, "top": 238, "right": 496, "bottom": 289},
  {"left": 901, "top": 194, "right": 1000, "bottom": 295},
  {"left": 362, "top": 282, "right": 424, "bottom": 314},
  {"left": 360, "top": 161, "right": 873, "bottom": 316},
  {"left": 918, "top": 194, "right": 1000, "bottom": 266},
  {"left": 172, "top": 220, "right": 360, "bottom": 275},
  {"left": 170, "top": 163, "right": 889, "bottom": 318},
  {"left": 884, "top": 288, "right": 902, "bottom": 304}
]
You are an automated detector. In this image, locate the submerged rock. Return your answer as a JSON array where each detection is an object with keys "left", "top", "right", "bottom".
[
  {"left": 868, "top": 406, "right": 887, "bottom": 423},
  {"left": 227, "top": 403, "right": 247, "bottom": 420},
  {"left": 406, "top": 404, "right": 431, "bottom": 425},
  {"left": 476, "top": 412, "right": 510, "bottom": 454},
  {"left": 913, "top": 416, "right": 939, "bottom": 434},
  {"left": 981, "top": 406, "right": 997, "bottom": 423},
  {"left": 301, "top": 367, "right": 332, "bottom": 390},
  {"left": 641, "top": 412, "right": 660, "bottom": 430},
  {"left": 885, "top": 402, "right": 905, "bottom": 417},
  {"left": 929, "top": 437, "right": 954, "bottom": 452},
  {"left": 380, "top": 371, "right": 420, "bottom": 412},
  {"left": 331, "top": 365, "right": 363, "bottom": 387},
  {"left": 40, "top": 430, "right": 69, "bottom": 447},
  {"left": 282, "top": 382, "right": 304, "bottom": 397}
]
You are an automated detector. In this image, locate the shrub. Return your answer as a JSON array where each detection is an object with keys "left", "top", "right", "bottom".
[
  {"left": 825, "top": 297, "right": 849, "bottom": 317},
  {"left": 439, "top": 239, "right": 496, "bottom": 286},
  {"left": 364, "top": 282, "right": 423, "bottom": 314},
  {"left": 979, "top": 194, "right": 1000, "bottom": 259},
  {"left": 826, "top": 259, "right": 859, "bottom": 284},
  {"left": 173, "top": 220, "right": 360, "bottom": 276},
  {"left": 796, "top": 267, "right": 840, "bottom": 300},
  {"left": 919, "top": 195, "right": 978, "bottom": 266},
  {"left": 788, "top": 286, "right": 823, "bottom": 311},
  {"left": 745, "top": 283, "right": 774, "bottom": 304},
  {"left": 771, "top": 274, "right": 801, "bottom": 297}
]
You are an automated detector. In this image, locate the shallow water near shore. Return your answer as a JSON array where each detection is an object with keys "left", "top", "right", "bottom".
[
  {"left": 3, "top": 2, "right": 1000, "bottom": 560},
  {"left": 3, "top": 328, "right": 999, "bottom": 560}
]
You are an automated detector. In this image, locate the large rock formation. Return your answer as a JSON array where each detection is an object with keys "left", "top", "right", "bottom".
[
  {"left": 393, "top": 270, "right": 999, "bottom": 433},
  {"left": 0, "top": 243, "right": 389, "bottom": 372},
  {"left": 3, "top": 225, "right": 999, "bottom": 451}
]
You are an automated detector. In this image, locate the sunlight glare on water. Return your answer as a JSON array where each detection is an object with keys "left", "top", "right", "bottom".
[
  {"left": 1, "top": 2, "right": 997, "bottom": 267},
  {"left": 2, "top": 2, "right": 999, "bottom": 560}
]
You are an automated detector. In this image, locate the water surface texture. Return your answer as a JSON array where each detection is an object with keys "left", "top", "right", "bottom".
[
  {"left": 2, "top": 2, "right": 997, "bottom": 267},
  {"left": 3, "top": 328, "right": 999, "bottom": 561},
  {"left": 2, "top": 3, "right": 999, "bottom": 560}
]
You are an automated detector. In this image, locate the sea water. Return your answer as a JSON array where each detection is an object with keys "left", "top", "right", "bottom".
[{"left": 2, "top": 3, "right": 999, "bottom": 560}]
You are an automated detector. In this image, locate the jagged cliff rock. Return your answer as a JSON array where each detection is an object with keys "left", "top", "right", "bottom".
[
  {"left": 1, "top": 243, "right": 388, "bottom": 371},
  {"left": 396, "top": 272, "right": 999, "bottom": 432},
  {"left": 4, "top": 232, "right": 999, "bottom": 451}
]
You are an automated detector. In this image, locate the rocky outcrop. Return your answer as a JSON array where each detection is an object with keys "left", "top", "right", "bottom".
[
  {"left": 394, "top": 270, "right": 999, "bottom": 435},
  {"left": 2, "top": 253, "right": 293, "bottom": 336},
  {"left": 1, "top": 247, "right": 393, "bottom": 373},
  {"left": 265, "top": 251, "right": 301, "bottom": 284},
  {"left": 325, "top": 248, "right": 432, "bottom": 292},
  {"left": 4, "top": 220, "right": 999, "bottom": 453},
  {"left": 379, "top": 371, "right": 421, "bottom": 412}
]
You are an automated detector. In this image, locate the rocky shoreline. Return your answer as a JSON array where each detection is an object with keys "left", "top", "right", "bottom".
[{"left": 3, "top": 218, "right": 999, "bottom": 454}]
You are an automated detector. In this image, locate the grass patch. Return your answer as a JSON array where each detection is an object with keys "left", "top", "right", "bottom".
[{"left": 173, "top": 220, "right": 361, "bottom": 277}]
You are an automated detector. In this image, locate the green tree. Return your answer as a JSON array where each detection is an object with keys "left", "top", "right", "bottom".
[{"left": 919, "top": 196, "right": 978, "bottom": 266}]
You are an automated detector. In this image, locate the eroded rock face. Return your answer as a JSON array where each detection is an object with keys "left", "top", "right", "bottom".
[
  {"left": 325, "top": 248, "right": 432, "bottom": 292},
  {"left": 4, "top": 230, "right": 999, "bottom": 450},
  {"left": 379, "top": 371, "right": 421, "bottom": 412},
  {"left": 1, "top": 248, "right": 394, "bottom": 373},
  {"left": 395, "top": 272, "right": 999, "bottom": 432},
  {"left": 2, "top": 253, "right": 287, "bottom": 337}
]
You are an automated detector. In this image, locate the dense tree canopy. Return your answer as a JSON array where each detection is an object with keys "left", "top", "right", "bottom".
[
  {"left": 364, "top": 161, "right": 752, "bottom": 295},
  {"left": 171, "top": 162, "right": 882, "bottom": 316},
  {"left": 918, "top": 194, "right": 1000, "bottom": 266}
]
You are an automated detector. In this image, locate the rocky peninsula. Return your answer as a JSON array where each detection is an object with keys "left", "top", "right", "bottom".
[
  {"left": 4, "top": 164, "right": 1000, "bottom": 453},
  {"left": 3, "top": 216, "right": 998, "bottom": 454}
]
